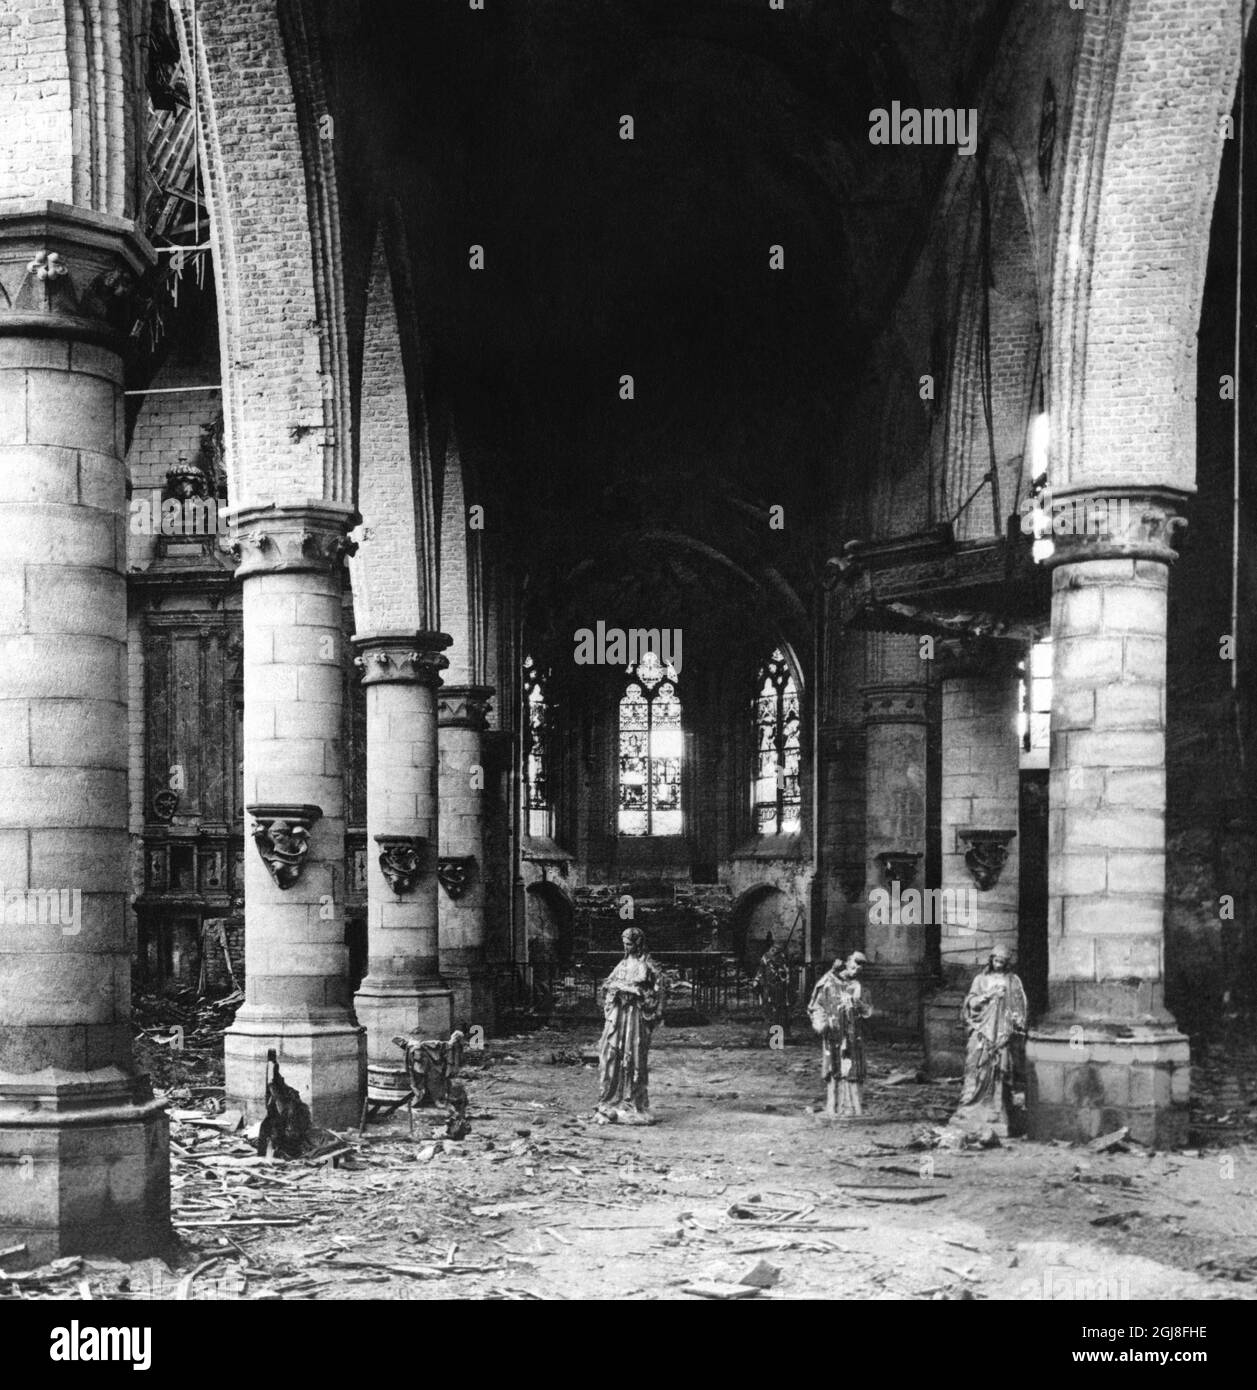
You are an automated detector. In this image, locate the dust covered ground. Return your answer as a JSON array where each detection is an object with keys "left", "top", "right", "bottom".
[{"left": 5, "top": 1021, "right": 1257, "bottom": 1302}]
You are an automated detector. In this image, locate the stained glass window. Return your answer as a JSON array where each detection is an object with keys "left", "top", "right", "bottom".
[
  {"left": 617, "top": 652, "right": 682, "bottom": 836},
  {"left": 754, "top": 647, "right": 801, "bottom": 835},
  {"left": 523, "top": 656, "right": 550, "bottom": 837}
]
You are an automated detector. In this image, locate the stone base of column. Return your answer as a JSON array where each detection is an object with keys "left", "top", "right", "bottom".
[
  {"left": 0, "top": 1070, "right": 169, "bottom": 1265},
  {"left": 922, "top": 986, "right": 968, "bottom": 1078},
  {"left": 862, "top": 964, "right": 928, "bottom": 1042},
  {"left": 224, "top": 1011, "right": 366, "bottom": 1131},
  {"left": 1025, "top": 1026, "right": 1190, "bottom": 1147},
  {"left": 439, "top": 952, "right": 495, "bottom": 1037},
  {"left": 354, "top": 978, "right": 454, "bottom": 1082}
]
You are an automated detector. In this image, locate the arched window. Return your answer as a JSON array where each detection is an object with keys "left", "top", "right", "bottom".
[
  {"left": 523, "top": 656, "right": 550, "bottom": 837},
  {"left": 754, "top": 647, "right": 801, "bottom": 835},
  {"left": 617, "top": 651, "right": 682, "bottom": 836}
]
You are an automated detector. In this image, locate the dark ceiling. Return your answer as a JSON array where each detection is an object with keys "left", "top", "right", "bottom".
[{"left": 330, "top": 0, "right": 1012, "bottom": 637}]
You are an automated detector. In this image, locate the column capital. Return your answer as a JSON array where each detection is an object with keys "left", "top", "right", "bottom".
[
  {"left": 438, "top": 683, "right": 495, "bottom": 730},
  {"left": 1037, "top": 485, "right": 1189, "bottom": 570},
  {"left": 859, "top": 682, "right": 928, "bottom": 725},
  {"left": 0, "top": 200, "right": 155, "bottom": 348},
  {"left": 352, "top": 629, "right": 452, "bottom": 686},
  {"left": 226, "top": 500, "right": 360, "bottom": 578},
  {"left": 935, "top": 634, "right": 1024, "bottom": 681}
]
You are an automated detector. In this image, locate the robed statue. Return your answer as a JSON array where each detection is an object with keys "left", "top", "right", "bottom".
[
  {"left": 808, "top": 951, "right": 871, "bottom": 1117},
  {"left": 953, "top": 947, "right": 1028, "bottom": 1135},
  {"left": 754, "top": 933, "right": 792, "bottom": 1040},
  {"left": 595, "top": 927, "right": 666, "bottom": 1124}
]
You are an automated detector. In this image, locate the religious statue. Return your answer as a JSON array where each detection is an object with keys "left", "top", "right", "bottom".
[
  {"left": 952, "top": 947, "right": 1028, "bottom": 1136},
  {"left": 754, "top": 933, "right": 792, "bottom": 1041},
  {"left": 808, "top": 951, "right": 871, "bottom": 1116},
  {"left": 595, "top": 926, "right": 666, "bottom": 1124}
]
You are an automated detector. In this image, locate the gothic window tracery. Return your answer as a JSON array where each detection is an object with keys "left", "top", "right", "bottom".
[
  {"left": 524, "top": 656, "right": 550, "bottom": 837},
  {"left": 617, "top": 651, "right": 682, "bottom": 836},
  {"left": 754, "top": 647, "right": 801, "bottom": 835}
]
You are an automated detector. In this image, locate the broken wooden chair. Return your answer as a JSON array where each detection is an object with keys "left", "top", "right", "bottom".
[{"left": 361, "top": 1030, "right": 468, "bottom": 1138}]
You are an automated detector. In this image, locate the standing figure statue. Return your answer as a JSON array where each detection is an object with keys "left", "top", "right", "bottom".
[
  {"left": 952, "top": 947, "right": 1028, "bottom": 1136},
  {"left": 808, "top": 951, "right": 871, "bottom": 1116},
  {"left": 595, "top": 927, "right": 666, "bottom": 1124},
  {"left": 754, "top": 933, "right": 792, "bottom": 1041}
]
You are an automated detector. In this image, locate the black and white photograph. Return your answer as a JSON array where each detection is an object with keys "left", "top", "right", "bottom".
[{"left": 0, "top": 0, "right": 1255, "bottom": 1355}]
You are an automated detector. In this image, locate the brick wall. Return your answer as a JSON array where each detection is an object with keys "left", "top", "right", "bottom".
[
  {"left": 350, "top": 232, "right": 428, "bottom": 632},
  {"left": 181, "top": 0, "right": 352, "bottom": 504}
]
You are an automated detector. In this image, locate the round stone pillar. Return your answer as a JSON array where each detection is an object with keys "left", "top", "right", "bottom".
[
  {"left": 353, "top": 633, "right": 454, "bottom": 1096},
  {"left": 937, "top": 638, "right": 1022, "bottom": 975},
  {"left": 223, "top": 502, "right": 366, "bottom": 1129},
  {"left": 438, "top": 684, "right": 496, "bottom": 1034},
  {"left": 1025, "top": 488, "right": 1190, "bottom": 1146},
  {"left": 860, "top": 671, "right": 929, "bottom": 1038},
  {"left": 0, "top": 204, "right": 168, "bottom": 1260}
]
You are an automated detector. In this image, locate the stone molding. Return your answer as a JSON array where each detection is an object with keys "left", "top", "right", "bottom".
[
  {"left": 438, "top": 683, "right": 494, "bottom": 730},
  {"left": 0, "top": 201, "right": 154, "bottom": 347},
  {"left": 860, "top": 683, "right": 928, "bottom": 725},
  {"left": 936, "top": 635, "right": 1024, "bottom": 682},
  {"left": 227, "top": 501, "right": 360, "bottom": 578},
  {"left": 352, "top": 630, "right": 452, "bottom": 687},
  {"left": 1037, "top": 486, "right": 1189, "bottom": 570}
]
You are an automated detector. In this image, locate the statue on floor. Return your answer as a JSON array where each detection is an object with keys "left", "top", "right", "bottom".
[
  {"left": 952, "top": 947, "right": 1028, "bottom": 1136},
  {"left": 808, "top": 951, "right": 871, "bottom": 1116},
  {"left": 754, "top": 933, "right": 792, "bottom": 1041},
  {"left": 595, "top": 926, "right": 666, "bottom": 1124}
]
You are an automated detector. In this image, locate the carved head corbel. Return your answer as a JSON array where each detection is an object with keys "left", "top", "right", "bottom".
[
  {"left": 374, "top": 834, "right": 428, "bottom": 894},
  {"left": 957, "top": 829, "right": 1016, "bottom": 891},
  {"left": 875, "top": 850, "right": 922, "bottom": 888},
  {"left": 437, "top": 855, "right": 476, "bottom": 900},
  {"left": 248, "top": 803, "right": 323, "bottom": 889}
]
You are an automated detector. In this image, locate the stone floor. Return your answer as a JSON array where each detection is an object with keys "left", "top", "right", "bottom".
[{"left": 4, "top": 1020, "right": 1256, "bottom": 1301}]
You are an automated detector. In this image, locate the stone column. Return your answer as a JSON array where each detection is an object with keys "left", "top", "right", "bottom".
[
  {"left": 925, "top": 638, "right": 1022, "bottom": 1077},
  {"left": 438, "top": 685, "right": 496, "bottom": 1034},
  {"left": 0, "top": 204, "right": 168, "bottom": 1259},
  {"left": 860, "top": 660, "right": 929, "bottom": 1038},
  {"left": 938, "top": 638, "right": 1022, "bottom": 973},
  {"left": 223, "top": 502, "right": 365, "bottom": 1129},
  {"left": 353, "top": 633, "right": 454, "bottom": 1097},
  {"left": 1025, "top": 488, "right": 1189, "bottom": 1145}
]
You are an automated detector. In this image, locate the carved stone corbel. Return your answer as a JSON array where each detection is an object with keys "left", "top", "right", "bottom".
[
  {"left": 436, "top": 855, "right": 476, "bottom": 900},
  {"left": 875, "top": 850, "right": 922, "bottom": 888},
  {"left": 957, "top": 829, "right": 1016, "bottom": 891},
  {"left": 248, "top": 803, "right": 323, "bottom": 889},
  {"left": 375, "top": 834, "right": 427, "bottom": 894}
]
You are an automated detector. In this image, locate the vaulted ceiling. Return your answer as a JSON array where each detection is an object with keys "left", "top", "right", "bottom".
[{"left": 349, "top": 0, "right": 1012, "bottom": 605}]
